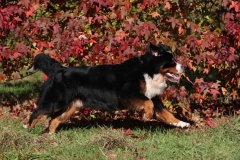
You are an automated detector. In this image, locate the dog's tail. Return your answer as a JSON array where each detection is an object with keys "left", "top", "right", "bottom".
[{"left": 29, "top": 53, "right": 63, "bottom": 76}]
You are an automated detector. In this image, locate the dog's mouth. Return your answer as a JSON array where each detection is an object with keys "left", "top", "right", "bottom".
[
  {"left": 164, "top": 72, "right": 181, "bottom": 83},
  {"left": 28, "top": 66, "right": 37, "bottom": 72}
]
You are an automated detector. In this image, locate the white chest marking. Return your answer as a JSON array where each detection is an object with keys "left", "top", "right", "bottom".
[{"left": 143, "top": 73, "right": 167, "bottom": 99}]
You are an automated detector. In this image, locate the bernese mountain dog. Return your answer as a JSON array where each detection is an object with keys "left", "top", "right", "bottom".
[{"left": 24, "top": 43, "right": 190, "bottom": 134}]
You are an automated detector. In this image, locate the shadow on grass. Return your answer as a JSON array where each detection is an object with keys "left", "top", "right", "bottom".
[{"left": 45, "top": 116, "right": 194, "bottom": 134}]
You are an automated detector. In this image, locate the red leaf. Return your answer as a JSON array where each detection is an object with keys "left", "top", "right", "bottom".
[
  {"left": 204, "top": 118, "right": 216, "bottom": 128},
  {"left": 210, "top": 88, "right": 220, "bottom": 100},
  {"left": 231, "top": 90, "right": 238, "bottom": 100},
  {"left": 126, "top": 18, "right": 135, "bottom": 24},
  {"left": 15, "top": 42, "right": 30, "bottom": 55},
  {"left": 203, "top": 68, "right": 209, "bottom": 74},
  {"left": 194, "top": 78, "right": 204, "bottom": 85},
  {"left": 124, "top": 128, "right": 131, "bottom": 135},
  {"left": 140, "top": 0, "right": 148, "bottom": 11},
  {"left": 165, "top": 2, "right": 171, "bottom": 10},
  {"left": 190, "top": 23, "right": 201, "bottom": 32},
  {"left": 81, "top": 3, "right": 88, "bottom": 15},
  {"left": 178, "top": 26, "right": 184, "bottom": 34},
  {"left": 227, "top": 54, "right": 237, "bottom": 62},
  {"left": 93, "top": 15, "right": 103, "bottom": 24},
  {"left": 211, "top": 83, "right": 220, "bottom": 89},
  {"left": 53, "top": 24, "right": 61, "bottom": 34},
  {"left": 12, "top": 50, "right": 22, "bottom": 59},
  {"left": 92, "top": 0, "right": 108, "bottom": 8},
  {"left": 83, "top": 108, "right": 90, "bottom": 115},
  {"left": 178, "top": 46, "right": 188, "bottom": 54},
  {"left": 194, "top": 55, "right": 204, "bottom": 64},
  {"left": 18, "top": 0, "right": 30, "bottom": 8},
  {"left": 229, "top": 1, "right": 239, "bottom": 12},
  {"left": 224, "top": 13, "right": 234, "bottom": 21},
  {"left": 25, "top": 7, "right": 35, "bottom": 18},
  {"left": 42, "top": 74, "right": 48, "bottom": 81},
  {"left": 124, "top": 0, "right": 131, "bottom": 12},
  {"left": 12, "top": 108, "right": 20, "bottom": 116},
  {"left": 222, "top": 0, "right": 229, "bottom": 7},
  {"left": 168, "top": 17, "right": 178, "bottom": 29},
  {"left": 47, "top": 42, "right": 54, "bottom": 48},
  {"left": 32, "top": 3, "right": 40, "bottom": 10},
  {"left": 133, "top": 36, "right": 140, "bottom": 46},
  {"left": 0, "top": 74, "right": 5, "bottom": 83}
]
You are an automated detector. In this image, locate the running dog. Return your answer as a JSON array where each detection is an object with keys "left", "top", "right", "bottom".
[{"left": 24, "top": 43, "right": 190, "bottom": 134}]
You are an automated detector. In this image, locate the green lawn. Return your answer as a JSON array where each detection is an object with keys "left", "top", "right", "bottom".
[
  {"left": 0, "top": 114, "right": 239, "bottom": 160},
  {"left": 0, "top": 72, "right": 43, "bottom": 102}
]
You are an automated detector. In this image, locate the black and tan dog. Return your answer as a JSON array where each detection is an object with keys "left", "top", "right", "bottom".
[{"left": 24, "top": 43, "right": 190, "bottom": 134}]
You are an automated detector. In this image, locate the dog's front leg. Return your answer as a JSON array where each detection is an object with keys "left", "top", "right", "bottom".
[
  {"left": 152, "top": 97, "right": 190, "bottom": 128},
  {"left": 23, "top": 107, "right": 46, "bottom": 129}
]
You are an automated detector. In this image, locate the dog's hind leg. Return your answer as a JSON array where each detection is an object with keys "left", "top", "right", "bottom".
[
  {"left": 152, "top": 97, "right": 190, "bottom": 128},
  {"left": 48, "top": 99, "right": 83, "bottom": 134}
]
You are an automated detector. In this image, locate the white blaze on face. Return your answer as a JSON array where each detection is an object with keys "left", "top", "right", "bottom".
[
  {"left": 176, "top": 63, "right": 184, "bottom": 74},
  {"left": 143, "top": 73, "right": 167, "bottom": 99}
]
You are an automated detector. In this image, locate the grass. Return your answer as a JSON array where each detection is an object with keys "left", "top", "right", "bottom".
[
  {"left": 0, "top": 114, "right": 239, "bottom": 160},
  {"left": 0, "top": 72, "right": 240, "bottom": 159},
  {"left": 0, "top": 72, "right": 43, "bottom": 102}
]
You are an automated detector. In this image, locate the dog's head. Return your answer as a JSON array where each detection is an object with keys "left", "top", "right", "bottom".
[
  {"left": 29, "top": 53, "right": 62, "bottom": 76},
  {"left": 145, "top": 43, "right": 186, "bottom": 83}
]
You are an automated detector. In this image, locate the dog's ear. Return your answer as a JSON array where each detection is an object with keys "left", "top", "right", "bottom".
[
  {"left": 147, "top": 43, "right": 160, "bottom": 56},
  {"left": 146, "top": 43, "right": 173, "bottom": 57},
  {"left": 157, "top": 43, "right": 172, "bottom": 54}
]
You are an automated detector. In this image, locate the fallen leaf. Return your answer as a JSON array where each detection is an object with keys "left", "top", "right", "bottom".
[
  {"left": 105, "top": 153, "right": 117, "bottom": 158},
  {"left": 124, "top": 128, "right": 131, "bottom": 135}
]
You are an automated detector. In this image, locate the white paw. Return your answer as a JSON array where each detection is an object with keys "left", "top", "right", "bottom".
[
  {"left": 23, "top": 124, "right": 29, "bottom": 129},
  {"left": 172, "top": 121, "right": 190, "bottom": 128},
  {"left": 143, "top": 117, "right": 151, "bottom": 121},
  {"left": 143, "top": 114, "right": 151, "bottom": 121}
]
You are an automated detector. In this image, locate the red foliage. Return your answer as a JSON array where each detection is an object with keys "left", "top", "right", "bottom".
[{"left": 0, "top": 0, "right": 239, "bottom": 125}]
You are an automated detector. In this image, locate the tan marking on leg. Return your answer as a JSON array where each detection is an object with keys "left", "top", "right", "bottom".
[
  {"left": 155, "top": 109, "right": 190, "bottom": 128},
  {"left": 119, "top": 98, "right": 154, "bottom": 120},
  {"left": 142, "top": 100, "right": 154, "bottom": 120},
  {"left": 48, "top": 100, "right": 82, "bottom": 134},
  {"left": 48, "top": 117, "right": 61, "bottom": 134}
]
